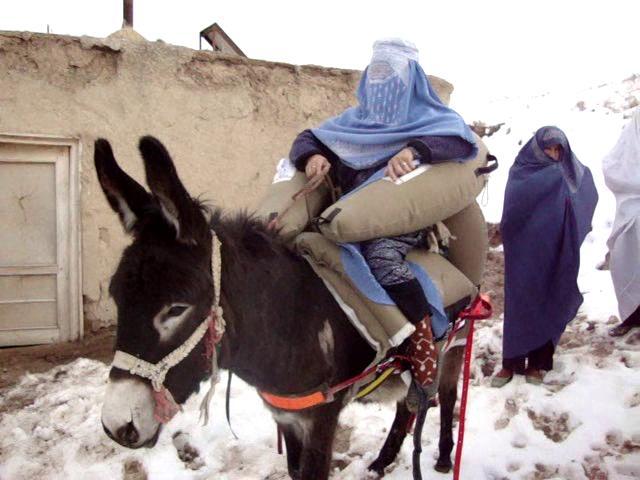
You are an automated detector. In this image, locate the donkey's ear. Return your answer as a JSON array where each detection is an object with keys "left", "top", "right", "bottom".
[
  {"left": 94, "top": 138, "right": 152, "bottom": 234},
  {"left": 139, "top": 136, "right": 205, "bottom": 244}
]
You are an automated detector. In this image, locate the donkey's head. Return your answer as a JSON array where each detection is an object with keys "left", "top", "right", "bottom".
[{"left": 96, "top": 137, "right": 215, "bottom": 448}]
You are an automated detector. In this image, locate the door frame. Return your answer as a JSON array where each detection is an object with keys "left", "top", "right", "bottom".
[{"left": 0, "top": 133, "right": 83, "bottom": 345}]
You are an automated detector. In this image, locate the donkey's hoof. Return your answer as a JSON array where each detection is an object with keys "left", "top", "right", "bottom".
[
  {"left": 367, "top": 459, "right": 386, "bottom": 477},
  {"left": 434, "top": 459, "right": 452, "bottom": 473}
]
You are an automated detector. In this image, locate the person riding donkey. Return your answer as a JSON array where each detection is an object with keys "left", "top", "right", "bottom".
[{"left": 288, "top": 39, "right": 477, "bottom": 390}]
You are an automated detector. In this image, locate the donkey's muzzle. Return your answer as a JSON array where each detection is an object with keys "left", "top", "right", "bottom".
[{"left": 102, "top": 420, "right": 160, "bottom": 449}]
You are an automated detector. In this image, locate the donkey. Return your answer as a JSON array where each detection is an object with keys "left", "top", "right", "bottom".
[{"left": 98, "top": 136, "right": 467, "bottom": 478}]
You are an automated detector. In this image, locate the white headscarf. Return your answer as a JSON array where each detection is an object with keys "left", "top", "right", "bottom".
[{"left": 603, "top": 108, "right": 640, "bottom": 319}]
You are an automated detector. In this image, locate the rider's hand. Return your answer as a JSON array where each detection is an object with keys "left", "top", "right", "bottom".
[
  {"left": 305, "top": 154, "right": 331, "bottom": 179},
  {"left": 386, "top": 148, "right": 416, "bottom": 181}
]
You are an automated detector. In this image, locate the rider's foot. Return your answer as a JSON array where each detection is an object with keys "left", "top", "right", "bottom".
[{"left": 405, "top": 316, "right": 438, "bottom": 388}]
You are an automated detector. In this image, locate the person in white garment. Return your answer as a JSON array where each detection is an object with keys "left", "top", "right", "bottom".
[{"left": 603, "top": 108, "right": 640, "bottom": 337}]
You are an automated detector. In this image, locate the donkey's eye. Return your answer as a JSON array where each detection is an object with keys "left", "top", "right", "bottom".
[
  {"left": 166, "top": 305, "right": 189, "bottom": 317},
  {"left": 154, "top": 304, "right": 192, "bottom": 341}
]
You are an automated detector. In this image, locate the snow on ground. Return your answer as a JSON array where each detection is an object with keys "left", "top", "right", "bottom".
[{"left": 1, "top": 77, "right": 640, "bottom": 480}]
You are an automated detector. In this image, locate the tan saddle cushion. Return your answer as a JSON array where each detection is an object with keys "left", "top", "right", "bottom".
[
  {"left": 317, "top": 134, "right": 490, "bottom": 243},
  {"left": 295, "top": 232, "right": 478, "bottom": 357}
]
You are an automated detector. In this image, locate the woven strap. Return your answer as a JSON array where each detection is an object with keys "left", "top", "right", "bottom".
[
  {"left": 211, "top": 233, "right": 225, "bottom": 324},
  {"left": 113, "top": 316, "right": 212, "bottom": 391},
  {"left": 199, "top": 232, "right": 225, "bottom": 425}
]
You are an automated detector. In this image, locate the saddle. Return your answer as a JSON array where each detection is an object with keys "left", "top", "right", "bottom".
[{"left": 293, "top": 201, "right": 486, "bottom": 363}]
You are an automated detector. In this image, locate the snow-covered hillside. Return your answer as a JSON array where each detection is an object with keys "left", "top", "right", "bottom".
[{"left": 1, "top": 77, "right": 639, "bottom": 480}]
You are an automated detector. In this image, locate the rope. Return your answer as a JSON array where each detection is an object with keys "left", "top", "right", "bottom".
[
  {"left": 199, "top": 232, "right": 225, "bottom": 425},
  {"left": 267, "top": 173, "right": 337, "bottom": 232},
  {"left": 212, "top": 233, "right": 223, "bottom": 321},
  {"left": 453, "top": 315, "right": 476, "bottom": 480},
  {"left": 224, "top": 370, "right": 238, "bottom": 439},
  {"left": 324, "top": 174, "right": 339, "bottom": 204},
  {"left": 277, "top": 425, "right": 283, "bottom": 455}
]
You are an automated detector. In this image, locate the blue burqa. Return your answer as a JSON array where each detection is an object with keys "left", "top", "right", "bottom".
[
  {"left": 501, "top": 127, "right": 598, "bottom": 359},
  {"left": 311, "top": 39, "right": 477, "bottom": 170}
]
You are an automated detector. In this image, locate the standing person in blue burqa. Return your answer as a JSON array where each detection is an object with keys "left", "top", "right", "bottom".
[
  {"left": 288, "top": 39, "right": 477, "bottom": 391},
  {"left": 492, "top": 127, "right": 598, "bottom": 387}
]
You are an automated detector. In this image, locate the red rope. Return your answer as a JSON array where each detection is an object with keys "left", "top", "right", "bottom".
[
  {"left": 452, "top": 294, "right": 491, "bottom": 479},
  {"left": 453, "top": 318, "right": 475, "bottom": 480}
]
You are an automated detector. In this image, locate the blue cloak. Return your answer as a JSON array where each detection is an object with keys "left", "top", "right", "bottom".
[
  {"left": 501, "top": 126, "right": 598, "bottom": 359},
  {"left": 311, "top": 61, "right": 476, "bottom": 170}
]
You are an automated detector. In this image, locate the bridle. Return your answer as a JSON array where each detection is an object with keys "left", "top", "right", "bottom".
[{"left": 109, "top": 232, "right": 226, "bottom": 424}]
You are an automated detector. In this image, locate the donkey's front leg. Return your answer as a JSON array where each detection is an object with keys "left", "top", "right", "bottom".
[
  {"left": 278, "top": 422, "right": 303, "bottom": 480},
  {"left": 298, "top": 401, "right": 342, "bottom": 479},
  {"left": 435, "top": 347, "right": 464, "bottom": 473}
]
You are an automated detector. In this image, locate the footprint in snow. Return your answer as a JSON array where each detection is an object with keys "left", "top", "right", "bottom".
[
  {"left": 526, "top": 409, "right": 580, "bottom": 443},
  {"left": 624, "top": 391, "right": 640, "bottom": 408},
  {"left": 494, "top": 396, "right": 519, "bottom": 430},
  {"left": 541, "top": 369, "right": 576, "bottom": 393}
]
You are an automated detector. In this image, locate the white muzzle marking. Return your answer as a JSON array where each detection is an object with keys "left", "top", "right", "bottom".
[{"left": 101, "top": 377, "right": 159, "bottom": 447}]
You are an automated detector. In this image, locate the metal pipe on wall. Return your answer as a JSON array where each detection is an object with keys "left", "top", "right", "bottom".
[{"left": 123, "top": 0, "right": 133, "bottom": 27}]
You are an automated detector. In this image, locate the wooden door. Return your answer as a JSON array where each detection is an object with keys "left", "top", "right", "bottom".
[{"left": 0, "top": 135, "right": 81, "bottom": 346}]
